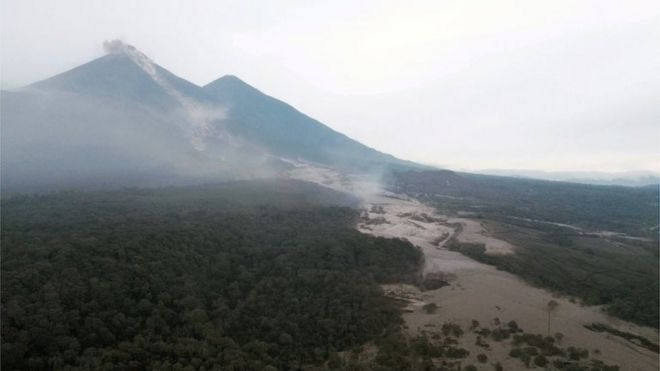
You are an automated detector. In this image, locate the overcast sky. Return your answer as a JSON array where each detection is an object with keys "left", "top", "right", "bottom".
[{"left": 2, "top": 0, "right": 659, "bottom": 173}]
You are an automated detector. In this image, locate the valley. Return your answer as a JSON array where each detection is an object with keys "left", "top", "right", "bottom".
[
  {"left": 291, "top": 163, "right": 660, "bottom": 370},
  {"left": 1, "top": 41, "right": 658, "bottom": 371}
]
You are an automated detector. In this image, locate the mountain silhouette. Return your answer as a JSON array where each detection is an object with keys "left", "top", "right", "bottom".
[{"left": 1, "top": 41, "right": 424, "bottom": 192}]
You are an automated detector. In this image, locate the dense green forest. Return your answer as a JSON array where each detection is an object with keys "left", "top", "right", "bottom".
[
  {"left": 387, "top": 170, "right": 659, "bottom": 237},
  {"left": 2, "top": 177, "right": 656, "bottom": 369},
  {"left": 1, "top": 181, "right": 423, "bottom": 370}
]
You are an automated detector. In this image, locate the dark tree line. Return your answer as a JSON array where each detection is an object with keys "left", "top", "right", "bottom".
[
  {"left": 387, "top": 169, "right": 659, "bottom": 237},
  {"left": 1, "top": 185, "right": 422, "bottom": 370}
]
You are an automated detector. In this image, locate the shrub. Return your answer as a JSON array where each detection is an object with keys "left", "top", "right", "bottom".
[
  {"left": 522, "top": 354, "right": 532, "bottom": 367},
  {"left": 523, "top": 346, "right": 538, "bottom": 356},
  {"left": 553, "top": 359, "right": 566, "bottom": 369},
  {"left": 477, "top": 353, "right": 488, "bottom": 363},
  {"left": 328, "top": 352, "right": 343, "bottom": 369},
  {"left": 441, "top": 323, "right": 464, "bottom": 337},
  {"left": 444, "top": 346, "right": 469, "bottom": 359},
  {"left": 475, "top": 336, "right": 489, "bottom": 348},
  {"left": 423, "top": 303, "right": 438, "bottom": 314},
  {"left": 507, "top": 320, "right": 520, "bottom": 332},
  {"left": 512, "top": 334, "right": 524, "bottom": 346},
  {"left": 534, "top": 355, "right": 548, "bottom": 367},
  {"left": 476, "top": 328, "right": 491, "bottom": 337},
  {"left": 567, "top": 346, "right": 589, "bottom": 360},
  {"left": 491, "top": 328, "right": 510, "bottom": 341}
]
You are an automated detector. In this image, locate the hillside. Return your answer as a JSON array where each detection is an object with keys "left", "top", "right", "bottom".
[
  {"left": 203, "top": 75, "right": 421, "bottom": 171},
  {"left": 1, "top": 41, "right": 422, "bottom": 194}
]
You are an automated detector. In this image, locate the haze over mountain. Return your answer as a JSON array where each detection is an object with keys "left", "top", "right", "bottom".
[
  {"left": 476, "top": 169, "right": 660, "bottom": 187},
  {"left": 2, "top": 25, "right": 659, "bottom": 371},
  {"left": 1, "top": 41, "right": 421, "bottom": 193}
]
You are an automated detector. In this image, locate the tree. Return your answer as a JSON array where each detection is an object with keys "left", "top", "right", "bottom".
[
  {"left": 328, "top": 352, "right": 343, "bottom": 369},
  {"left": 547, "top": 300, "right": 559, "bottom": 336},
  {"left": 422, "top": 303, "right": 438, "bottom": 314},
  {"left": 534, "top": 354, "right": 548, "bottom": 367}
]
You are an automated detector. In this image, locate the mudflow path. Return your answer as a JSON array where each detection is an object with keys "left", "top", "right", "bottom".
[
  {"left": 358, "top": 193, "right": 658, "bottom": 371},
  {"left": 288, "top": 162, "right": 658, "bottom": 370}
]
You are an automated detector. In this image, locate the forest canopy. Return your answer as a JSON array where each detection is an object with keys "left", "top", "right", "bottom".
[{"left": 1, "top": 181, "right": 422, "bottom": 370}]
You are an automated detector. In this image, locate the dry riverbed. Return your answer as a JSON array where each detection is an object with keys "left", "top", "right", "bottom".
[
  {"left": 359, "top": 194, "right": 658, "bottom": 371},
  {"left": 289, "top": 162, "right": 659, "bottom": 370}
]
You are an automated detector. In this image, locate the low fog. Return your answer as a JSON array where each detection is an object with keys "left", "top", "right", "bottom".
[
  {"left": 0, "top": 45, "right": 289, "bottom": 193},
  {"left": 1, "top": 41, "right": 411, "bottom": 194},
  {"left": 2, "top": 0, "right": 658, "bottom": 174},
  {"left": 1, "top": 88, "right": 284, "bottom": 193}
]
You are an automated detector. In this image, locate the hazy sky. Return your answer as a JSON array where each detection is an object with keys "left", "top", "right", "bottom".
[{"left": 2, "top": 0, "right": 659, "bottom": 172}]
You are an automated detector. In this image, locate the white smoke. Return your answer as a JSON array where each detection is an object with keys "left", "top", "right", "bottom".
[
  {"left": 103, "top": 39, "right": 136, "bottom": 54},
  {"left": 103, "top": 39, "right": 226, "bottom": 151}
]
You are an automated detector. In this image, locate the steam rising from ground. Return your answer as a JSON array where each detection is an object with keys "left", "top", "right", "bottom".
[
  {"left": 103, "top": 39, "right": 226, "bottom": 151},
  {"left": 286, "top": 160, "right": 387, "bottom": 203},
  {"left": 3, "top": 41, "right": 407, "bottom": 192}
]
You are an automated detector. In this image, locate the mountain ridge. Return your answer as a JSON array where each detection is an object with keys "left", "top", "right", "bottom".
[
  {"left": 203, "top": 74, "right": 420, "bottom": 170},
  {"left": 1, "top": 41, "right": 426, "bottom": 193}
]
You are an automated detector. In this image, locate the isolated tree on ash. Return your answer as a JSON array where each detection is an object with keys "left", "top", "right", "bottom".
[{"left": 546, "top": 300, "right": 559, "bottom": 336}]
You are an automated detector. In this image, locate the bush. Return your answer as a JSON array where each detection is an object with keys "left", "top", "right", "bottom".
[
  {"left": 553, "top": 359, "right": 566, "bottom": 369},
  {"left": 441, "top": 323, "right": 464, "bottom": 337},
  {"left": 477, "top": 353, "right": 488, "bottom": 363},
  {"left": 423, "top": 303, "right": 438, "bottom": 314},
  {"left": 534, "top": 355, "right": 548, "bottom": 367},
  {"left": 444, "top": 346, "right": 469, "bottom": 359},
  {"left": 523, "top": 346, "right": 538, "bottom": 356},
  {"left": 328, "top": 352, "right": 343, "bottom": 369},
  {"left": 567, "top": 346, "right": 589, "bottom": 360},
  {"left": 491, "top": 328, "right": 510, "bottom": 341},
  {"left": 522, "top": 354, "right": 532, "bottom": 367},
  {"left": 476, "top": 328, "right": 491, "bottom": 337}
]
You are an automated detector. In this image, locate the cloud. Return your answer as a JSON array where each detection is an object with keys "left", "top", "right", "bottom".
[{"left": 103, "top": 39, "right": 135, "bottom": 54}]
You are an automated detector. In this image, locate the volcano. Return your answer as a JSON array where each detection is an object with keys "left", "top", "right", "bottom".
[{"left": 1, "top": 40, "right": 424, "bottom": 192}]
